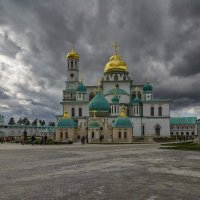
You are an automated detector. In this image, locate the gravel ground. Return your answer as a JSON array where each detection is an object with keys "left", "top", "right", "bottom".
[{"left": 0, "top": 143, "right": 200, "bottom": 200}]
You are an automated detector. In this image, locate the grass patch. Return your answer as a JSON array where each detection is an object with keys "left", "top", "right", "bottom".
[{"left": 160, "top": 142, "right": 200, "bottom": 151}]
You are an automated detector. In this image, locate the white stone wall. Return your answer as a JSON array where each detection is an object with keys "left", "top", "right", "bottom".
[
  {"left": 63, "top": 104, "right": 89, "bottom": 117},
  {"left": 142, "top": 117, "right": 170, "bottom": 137},
  {"left": 143, "top": 103, "right": 170, "bottom": 117}
]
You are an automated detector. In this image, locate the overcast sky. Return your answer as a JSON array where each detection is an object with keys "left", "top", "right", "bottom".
[{"left": 0, "top": 0, "right": 200, "bottom": 122}]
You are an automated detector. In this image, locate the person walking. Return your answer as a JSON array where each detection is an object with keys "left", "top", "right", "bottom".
[
  {"left": 44, "top": 135, "right": 47, "bottom": 145},
  {"left": 31, "top": 135, "right": 35, "bottom": 145},
  {"left": 40, "top": 136, "right": 44, "bottom": 145}
]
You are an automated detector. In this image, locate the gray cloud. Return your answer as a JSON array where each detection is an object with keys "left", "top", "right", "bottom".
[{"left": 0, "top": 0, "right": 200, "bottom": 120}]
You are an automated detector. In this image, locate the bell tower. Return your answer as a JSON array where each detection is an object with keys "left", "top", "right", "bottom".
[{"left": 66, "top": 48, "right": 79, "bottom": 83}]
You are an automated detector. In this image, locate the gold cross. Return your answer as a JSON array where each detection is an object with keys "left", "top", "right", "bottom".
[
  {"left": 144, "top": 73, "right": 150, "bottom": 82},
  {"left": 92, "top": 110, "right": 97, "bottom": 118},
  {"left": 96, "top": 78, "right": 101, "bottom": 91},
  {"left": 134, "top": 87, "right": 140, "bottom": 96},
  {"left": 112, "top": 41, "right": 120, "bottom": 55}
]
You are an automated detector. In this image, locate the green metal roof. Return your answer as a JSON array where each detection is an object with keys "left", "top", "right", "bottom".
[
  {"left": 57, "top": 118, "right": 77, "bottom": 128},
  {"left": 130, "top": 95, "right": 142, "bottom": 105},
  {"left": 143, "top": 82, "right": 153, "bottom": 92},
  {"left": 111, "top": 95, "right": 119, "bottom": 104},
  {"left": 88, "top": 121, "right": 100, "bottom": 128},
  {"left": 77, "top": 82, "right": 86, "bottom": 93},
  {"left": 170, "top": 117, "right": 197, "bottom": 125},
  {"left": 88, "top": 91, "right": 110, "bottom": 112},
  {"left": 105, "top": 88, "right": 128, "bottom": 96},
  {"left": 112, "top": 116, "right": 132, "bottom": 128}
]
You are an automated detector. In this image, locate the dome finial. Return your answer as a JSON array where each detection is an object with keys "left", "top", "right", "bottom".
[
  {"left": 63, "top": 112, "right": 70, "bottom": 119},
  {"left": 112, "top": 41, "right": 120, "bottom": 55},
  {"left": 134, "top": 87, "right": 140, "bottom": 96},
  {"left": 120, "top": 107, "right": 126, "bottom": 118}
]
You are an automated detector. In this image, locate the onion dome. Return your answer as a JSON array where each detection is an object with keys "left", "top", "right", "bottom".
[
  {"left": 111, "top": 95, "right": 119, "bottom": 104},
  {"left": 88, "top": 121, "right": 100, "bottom": 129},
  {"left": 112, "top": 109, "right": 132, "bottom": 128},
  {"left": 143, "top": 82, "right": 153, "bottom": 92},
  {"left": 66, "top": 48, "right": 79, "bottom": 60},
  {"left": 105, "top": 88, "right": 128, "bottom": 95},
  {"left": 57, "top": 112, "right": 77, "bottom": 128},
  {"left": 88, "top": 91, "right": 110, "bottom": 112},
  {"left": 77, "top": 81, "right": 86, "bottom": 93},
  {"left": 130, "top": 95, "right": 142, "bottom": 105},
  {"left": 104, "top": 53, "right": 128, "bottom": 73}
]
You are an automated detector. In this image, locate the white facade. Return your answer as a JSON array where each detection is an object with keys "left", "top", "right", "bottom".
[{"left": 60, "top": 48, "right": 171, "bottom": 139}]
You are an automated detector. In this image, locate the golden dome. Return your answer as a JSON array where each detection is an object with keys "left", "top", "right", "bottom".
[
  {"left": 66, "top": 48, "right": 79, "bottom": 60},
  {"left": 104, "top": 53, "right": 128, "bottom": 73}
]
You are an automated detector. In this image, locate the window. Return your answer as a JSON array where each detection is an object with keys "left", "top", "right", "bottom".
[
  {"left": 60, "top": 132, "right": 63, "bottom": 138},
  {"left": 158, "top": 106, "right": 162, "bottom": 116},
  {"left": 124, "top": 132, "right": 127, "bottom": 138},
  {"left": 191, "top": 132, "right": 194, "bottom": 136},
  {"left": 71, "top": 108, "right": 75, "bottom": 117},
  {"left": 92, "top": 132, "right": 94, "bottom": 138},
  {"left": 79, "top": 108, "right": 82, "bottom": 117},
  {"left": 71, "top": 60, "right": 73, "bottom": 68},
  {"left": 66, "top": 132, "right": 68, "bottom": 138},
  {"left": 151, "top": 107, "right": 154, "bottom": 116},
  {"left": 115, "top": 84, "right": 119, "bottom": 89},
  {"left": 77, "top": 135, "right": 80, "bottom": 139},
  {"left": 123, "top": 75, "right": 126, "bottom": 80},
  {"left": 170, "top": 132, "right": 173, "bottom": 136},
  {"left": 186, "top": 132, "right": 189, "bottom": 136},
  {"left": 118, "top": 131, "right": 121, "bottom": 138},
  {"left": 181, "top": 132, "right": 184, "bottom": 136},
  {"left": 114, "top": 74, "right": 118, "bottom": 81}
]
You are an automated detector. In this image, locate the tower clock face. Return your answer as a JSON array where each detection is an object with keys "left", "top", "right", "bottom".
[{"left": 70, "top": 73, "right": 74, "bottom": 78}]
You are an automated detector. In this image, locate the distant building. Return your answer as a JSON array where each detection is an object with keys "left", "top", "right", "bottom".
[{"left": 170, "top": 117, "right": 198, "bottom": 138}]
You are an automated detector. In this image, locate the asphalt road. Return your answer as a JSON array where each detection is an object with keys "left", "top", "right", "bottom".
[{"left": 0, "top": 143, "right": 199, "bottom": 200}]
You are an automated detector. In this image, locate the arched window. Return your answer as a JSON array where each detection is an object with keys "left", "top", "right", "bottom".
[
  {"left": 79, "top": 108, "right": 82, "bottom": 117},
  {"left": 71, "top": 60, "right": 73, "bottom": 68},
  {"left": 118, "top": 131, "right": 121, "bottom": 138},
  {"left": 158, "top": 106, "right": 162, "bottom": 116},
  {"left": 60, "top": 132, "right": 63, "bottom": 138},
  {"left": 75, "top": 60, "right": 77, "bottom": 67},
  {"left": 71, "top": 108, "right": 75, "bottom": 117},
  {"left": 115, "top": 84, "right": 119, "bottom": 89},
  {"left": 123, "top": 75, "right": 126, "bottom": 80},
  {"left": 124, "top": 132, "right": 127, "bottom": 138},
  {"left": 66, "top": 132, "right": 68, "bottom": 138},
  {"left": 151, "top": 107, "right": 154, "bottom": 116},
  {"left": 92, "top": 132, "right": 94, "bottom": 138},
  {"left": 106, "top": 76, "right": 109, "bottom": 81},
  {"left": 114, "top": 74, "right": 118, "bottom": 81}
]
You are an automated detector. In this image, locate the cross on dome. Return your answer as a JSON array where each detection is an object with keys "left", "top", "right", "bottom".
[{"left": 112, "top": 41, "right": 120, "bottom": 55}]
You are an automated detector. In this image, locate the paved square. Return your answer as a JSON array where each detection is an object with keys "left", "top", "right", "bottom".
[{"left": 0, "top": 143, "right": 200, "bottom": 200}]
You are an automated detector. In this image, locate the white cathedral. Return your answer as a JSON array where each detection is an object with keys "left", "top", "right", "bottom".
[{"left": 55, "top": 44, "right": 171, "bottom": 143}]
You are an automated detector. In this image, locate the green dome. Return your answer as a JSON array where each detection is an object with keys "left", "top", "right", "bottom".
[
  {"left": 77, "top": 82, "right": 86, "bottom": 93},
  {"left": 130, "top": 95, "right": 142, "bottom": 105},
  {"left": 112, "top": 111, "right": 132, "bottom": 128},
  {"left": 89, "top": 91, "right": 110, "bottom": 112},
  {"left": 57, "top": 113, "right": 77, "bottom": 128},
  {"left": 111, "top": 95, "right": 119, "bottom": 104},
  {"left": 105, "top": 88, "right": 128, "bottom": 95},
  {"left": 88, "top": 121, "right": 100, "bottom": 128},
  {"left": 143, "top": 82, "right": 153, "bottom": 92}
]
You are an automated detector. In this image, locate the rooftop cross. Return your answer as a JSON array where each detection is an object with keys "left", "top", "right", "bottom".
[
  {"left": 134, "top": 87, "right": 140, "bottom": 96},
  {"left": 92, "top": 110, "right": 97, "bottom": 118},
  {"left": 112, "top": 41, "right": 120, "bottom": 55}
]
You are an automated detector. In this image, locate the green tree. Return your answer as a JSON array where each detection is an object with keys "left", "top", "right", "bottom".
[
  {"left": 17, "top": 118, "right": 23, "bottom": 125},
  {"left": 31, "top": 119, "right": 38, "bottom": 126},
  {"left": 8, "top": 117, "right": 15, "bottom": 125}
]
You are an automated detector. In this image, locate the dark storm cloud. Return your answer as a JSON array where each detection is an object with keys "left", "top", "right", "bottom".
[
  {"left": 0, "top": 31, "right": 22, "bottom": 57},
  {"left": 0, "top": 0, "right": 200, "bottom": 119}
]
